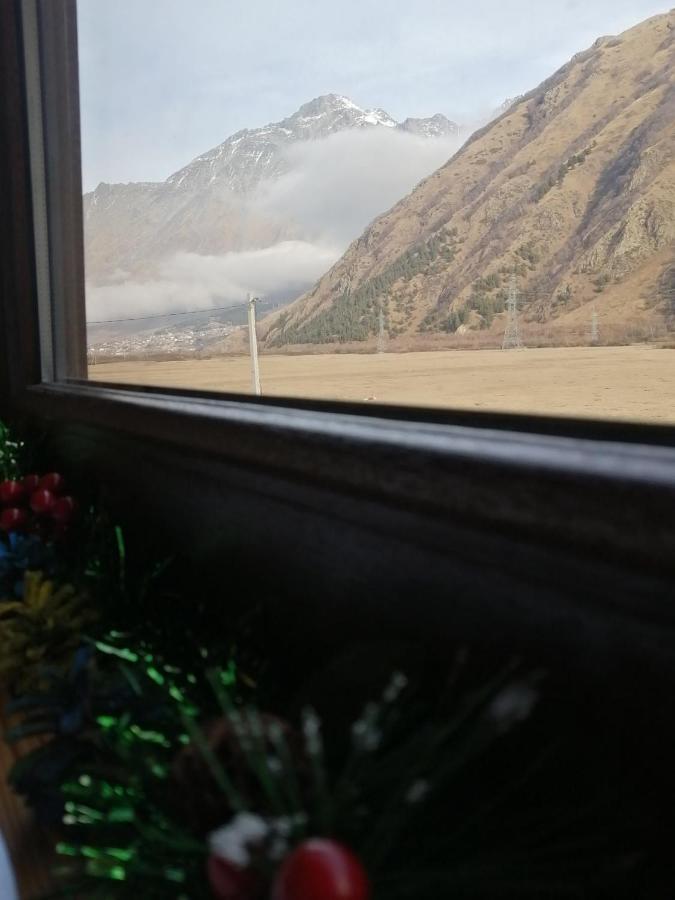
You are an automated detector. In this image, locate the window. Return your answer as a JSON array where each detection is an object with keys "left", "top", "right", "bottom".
[
  {"left": 2, "top": 0, "right": 673, "bottom": 546},
  {"left": 3, "top": 10, "right": 675, "bottom": 899},
  {"left": 48, "top": 0, "right": 672, "bottom": 423},
  {"left": 0, "top": 3, "right": 675, "bottom": 795}
]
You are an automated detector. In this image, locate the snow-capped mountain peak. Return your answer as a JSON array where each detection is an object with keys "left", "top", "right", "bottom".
[
  {"left": 279, "top": 94, "right": 398, "bottom": 136},
  {"left": 164, "top": 95, "right": 457, "bottom": 194}
]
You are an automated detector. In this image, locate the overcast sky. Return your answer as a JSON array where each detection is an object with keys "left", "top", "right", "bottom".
[{"left": 77, "top": 0, "right": 671, "bottom": 191}]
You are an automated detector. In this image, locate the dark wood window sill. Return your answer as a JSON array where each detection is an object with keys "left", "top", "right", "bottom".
[{"left": 17, "top": 380, "right": 675, "bottom": 582}]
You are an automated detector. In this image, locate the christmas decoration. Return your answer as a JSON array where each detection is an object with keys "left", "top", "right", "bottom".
[
  {"left": 0, "top": 452, "right": 78, "bottom": 542},
  {"left": 171, "top": 712, "right": 305, "bottom": 836},
  {"left": 22, "top": 474, "right": 40, "bottom": 493},
  {"left": 0, "top": 571, "right": 95, "bottom": 688},
  {"left": 0, "top": 423, "right": 22, "bottom": 481},
  {"left": 207, "top": 814, "right": 267, "bottom": 899},
  {"left": 0, "top": 480, "right": 25, "bottom": 506},
  {"left": 208, "top": 853, "right": 260, "bottom": 900},
  {"left": 39, "top": 472, "right": 65, "bottom": 494},
  {"left": 272, "top": 839, "right": 370, "bottom": 900},
  {"left": 29, "top": 488, "right": 55, "bottom": 515},
  {"left": 0, "top": 532, "right": 56, "bottom": 598},
  {"left": 52, "top": 495, "right": 77, "bottom": 524},
  {"left": 5, "top": 633, "right": 548, "bottom": 899},
  {"left": 0, "top": 508, "right": 28, "bottom": 533}
]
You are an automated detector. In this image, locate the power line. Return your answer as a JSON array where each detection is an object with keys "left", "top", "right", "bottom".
[
  {"left": 86, "top": 288, "right": 675, "bottom": 331},
  {"left": 87, "top": 301, "right": 250, "bottom": 326},
  {"left": 86, "top": 285, "right": 675, "bottom": 328}
]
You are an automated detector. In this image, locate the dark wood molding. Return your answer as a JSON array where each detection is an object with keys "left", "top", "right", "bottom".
[
  {"left": 37, "top": 0, "right": 87, "bottom": 380},
  {"left": 0, "top": 0, "right": 42, "bottom": 414},
  {"left": 20, "top": 381, "right": 675, "bottom": 581},
  {"left": 29, "top": 402, "right": 675, "bottom": 709}
]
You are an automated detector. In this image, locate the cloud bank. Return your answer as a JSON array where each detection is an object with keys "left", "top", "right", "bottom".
[
  {"left": 86, "top": 127, "right": 467, "bottom": 322},
  {"left": 253, "top": 128, "right": 465, "bottom": 245},
  {"left": 86, "top": 241, "right": 340, "bottom": 322}
]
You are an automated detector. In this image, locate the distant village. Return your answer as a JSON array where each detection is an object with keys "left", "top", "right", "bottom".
[{"left": 87, "top": 318, "right": 236, "bottom": 363}]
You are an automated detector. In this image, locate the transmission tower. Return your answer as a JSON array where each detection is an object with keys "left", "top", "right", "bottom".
[
  {"left": 377, "top": 308, "right": 387, "bottom": 354},
  {"left": 590, "top": 300, "right": 599, "bottom": 345},
  {"left": 502, "top": 275, "right": 523, "bottom": 350}
]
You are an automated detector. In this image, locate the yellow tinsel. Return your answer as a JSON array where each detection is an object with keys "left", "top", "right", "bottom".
[{"left": 0, "top": 571, "right": 96, "bottom": 688}]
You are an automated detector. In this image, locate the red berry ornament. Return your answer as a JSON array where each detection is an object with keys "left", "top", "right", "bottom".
[
  {"left": 39, "top": 473, "right": 65, "bottom": 493},
  {"left": 21, "top": 475, "right": 40, "bottom": 494},
  {"left": 0, "top": 507, "right": 28, "bottom": 532},
  {"left": 0, "top": 480, "right": 25, "bottom": 506},
  {"left": 51, "top": 496, "right": 77, "bottom": 524},
  {"left": 30, "top": 489, "right": 55, "bottom": 515},
  {"left": 207, "top": 855, "right": 259, "bottom": 900},
  {"left": 22, "top": 474, "right": 40, "bottom": 493},
  {"left": 272, "top": 840, "right": 370, "bottom": 900}
]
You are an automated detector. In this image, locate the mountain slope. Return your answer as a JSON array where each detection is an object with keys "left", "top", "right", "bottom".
[
  {"left": 267, "top": 13, "right": 675, "bottom": 347},
  {"left": 83, "top": 95, "right": 459, "bottom": 285}
]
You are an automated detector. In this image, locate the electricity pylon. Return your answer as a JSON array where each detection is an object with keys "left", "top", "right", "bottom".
[
  {"left": 502, "top": 275, "right": 523, "bottom": 350},
  {"left": 590, "top": 300, "right": 599, "bottom": 345},
  {"left": 377, "top": 308, "right": 387, "bottom": 354}
]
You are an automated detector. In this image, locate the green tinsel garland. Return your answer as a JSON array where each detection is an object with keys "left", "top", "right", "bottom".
[{"left": 11, "top": 633, "right": 550, "bottom": 899}]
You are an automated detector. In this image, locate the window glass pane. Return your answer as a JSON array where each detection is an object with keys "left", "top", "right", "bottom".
[{"left": 78, "top": 1, "right": 675, "bottom": 423}]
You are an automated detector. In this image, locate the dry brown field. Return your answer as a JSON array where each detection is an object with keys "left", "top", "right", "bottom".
[{"left": 91, "top": 345, "right": 675, "bottom": 424}]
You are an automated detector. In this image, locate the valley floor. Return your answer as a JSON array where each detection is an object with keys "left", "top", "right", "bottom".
[{"left": 91, "top": 345, "right": 675, "bottom": 424}]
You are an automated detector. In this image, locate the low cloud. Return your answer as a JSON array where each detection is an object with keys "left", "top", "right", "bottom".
[
  {"left": 85, "top": 240, "right": 340, "bottom": 322},
  {"left": 253, "top": 127, "right": 465, "bottom": 245},
  {"left": 85, "top": 127, "right": 468, "bottom": 324}
]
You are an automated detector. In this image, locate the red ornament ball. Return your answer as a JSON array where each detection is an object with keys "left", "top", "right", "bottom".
[
  {"left": 0, "top": 480, "right": 25, "bottom": 506},
  {"left": 272, "top": 840, "right": 370, "bottom": 900},
  {"left": 22, "top": 474, "right": 40, "bottom": 493},
  {"left": 39, "top": 472, "right": 65, "bottom": 494},
  {"left": 0, "top": 507, "right": 28, "bottom": 532},
  {"left": 30, "top": 489, "right": 55, "bottom": 515},
  {"left": 207, "top": 854, "right": 259, "bottom": 900},
  {"left": 51, "top": 495, "right": 77, "bottom": 524}
]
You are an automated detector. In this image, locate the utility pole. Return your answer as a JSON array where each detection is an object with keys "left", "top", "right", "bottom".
[
  {"left": 247, "top": 294, "right": 262, "bottom": 396},
  {"left": 590, "top": 300, "right": 599, "bottom": 345},
  {"left": 502, "top": 274, "right": 523, "bottom": 350},
  {"left": 377, "top": 308, "right": 386, "bottom": 354}
]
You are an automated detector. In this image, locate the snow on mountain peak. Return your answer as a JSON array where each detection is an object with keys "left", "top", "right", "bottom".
[
  {"left": 281, "top": 94, "right": 396, "bottom": 131},
  {"left": 165, "top": 95, "right": 458, "bottom": 193}
]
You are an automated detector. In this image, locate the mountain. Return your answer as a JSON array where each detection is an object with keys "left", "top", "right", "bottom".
[
  {"left": 266, "top": 13, "right": 675, "bottom": 348},
  {"left": 165, "top": 95, "right": 399, "bottom": 195},
  {"left": 83, "top": 95, "right": 460, "bottom": 286},
  {"left": 399, "top": 114, "right": 460, "bottom": 139}
]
